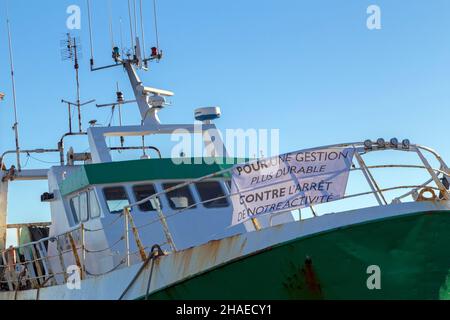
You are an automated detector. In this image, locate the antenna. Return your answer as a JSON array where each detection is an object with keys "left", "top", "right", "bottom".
[
  {"left": 152, "top": 0, "right": 160, "bottom": 51},
  {"left": 87, "top": 0, "right": 96, "bottom": 69},
  {"left": 61, "top": 33, "right": 95, "bottom": 133},
  {"left": 6, "top": 4, "right": 22, "bottom": 171},
  {"left": 97, "top": 83, "right": 136, "bottom": 147},
  {"left": 119, "top": 17, "right": 125, "bottom": 57},
  {"left": 128, "top": 0, "right": 135, "bottom": 56},
  {"left": 139, "top": 0, "right": 147, "bottom": 62},
  {"left": 87, "top": 0, "right": 169, "bottom": 125},
  {"left": 108, "top": 0, "right": 115, "bottom": 49}
]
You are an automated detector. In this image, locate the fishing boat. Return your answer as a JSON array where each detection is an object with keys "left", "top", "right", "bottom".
[{"left": 0, "top": 2, "right": 449, "bottom": 301}]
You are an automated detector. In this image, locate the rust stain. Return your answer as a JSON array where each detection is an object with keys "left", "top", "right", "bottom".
[
  {"left": 304, "top": 257, "right": 322, "bottom": 296},
  {"left": 179, "top": 248, "right": 194, "bottom": 275},
  {"left": 282, "top": 256, "right": 323, "bottom": 300},
  {"left": 169, "top": 234, "right": 246, "bottom": 280}
]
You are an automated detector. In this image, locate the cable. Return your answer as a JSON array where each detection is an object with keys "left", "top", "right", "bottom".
[{"left": 28, "top": 155, "right": 60, "bottom": 165}]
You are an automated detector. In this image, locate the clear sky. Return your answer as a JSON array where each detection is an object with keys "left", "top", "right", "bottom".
[{"left": 1, "top": 0, "right": 450, "bottom": 229}]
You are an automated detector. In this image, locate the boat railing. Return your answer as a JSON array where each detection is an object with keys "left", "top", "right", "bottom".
[{"left": 0, "top": 141, "right": 449, "bottom": 292}]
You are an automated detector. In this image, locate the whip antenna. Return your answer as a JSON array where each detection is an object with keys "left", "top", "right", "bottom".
[
  {"left": 153, "top": 0, "right": 160, "bottom": 50},
  {"left": 127, "top": 0, "right": 135, "bottom": 55},
  {"left": 87, "top": 0, "right": 95, "bottom": 67},
  {"left": 139, "top": 0, "right": 147, "bottom": 61},
  {"left": 6, "top": 3, "right": 22, "bottom": 171},
  {"left": 133, "top": 0, "right": 138, "bottom": 44},
  {"left": 119, "top": 17, "right": 125, "bottom": 56},
  {"left": 108, "top": 0, "right": 115, "bottom": 48}
]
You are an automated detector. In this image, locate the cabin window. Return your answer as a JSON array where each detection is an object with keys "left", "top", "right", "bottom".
[
  {"left": 103, "top": 187, "right": 130, "bottom": 214},
  {"left": 79, "top": 192, "right": 89, "bottom": 222},
  {"left": 89, "top": 190, "right": 101, "bottom": 219},
  {"left": 195, "top": 182, "right": 229, "bottom": 208},
  {"left": 133, "top": 184, "right": 162, "bottom": 212},
  {"left": 162, "top": 183, "right": 196, "bottom": 210},
  {"left": 70, "top": 197, "right": 81, "bottom": 225}
]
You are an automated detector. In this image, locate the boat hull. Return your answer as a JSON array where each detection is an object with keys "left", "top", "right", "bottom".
[
  {"left": 147, "top": 210, "right": 450, "bottom": 300},
  {"left": 1, "top": 203, "right": 449, "bottom": 300}
]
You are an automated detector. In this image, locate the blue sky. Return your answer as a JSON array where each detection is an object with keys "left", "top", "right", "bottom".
[{"left": 1, "top": 0, "right": 450, "bottom": 228}]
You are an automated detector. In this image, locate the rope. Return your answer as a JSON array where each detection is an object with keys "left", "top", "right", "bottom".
[
  {"left": 85, "top": 259, "right": 126, "bottom": 277},
  {"left": 83, "top": 212, "right": 123, "bottom": 232},
  {"left": 145, "top": 245, "right": 164, "bottom": 300},
  {"left": 118, "top": 245, "right": 164, "bottom": 300},
  {"left": 85, "top": 236, "right": 124, "bottom": 254}
]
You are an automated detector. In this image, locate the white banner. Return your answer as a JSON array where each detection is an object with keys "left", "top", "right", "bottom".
[{"left": 231, "top": 148, "right": 355, "bottom": 226}]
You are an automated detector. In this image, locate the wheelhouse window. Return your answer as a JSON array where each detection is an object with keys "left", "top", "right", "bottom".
[
  {"left": 195, "top": 181, "right": 229, "bottom": 208},
  {"left": 89, "top": 190, "right": 101, "bottom": 219},
  {"left": 70, "top": 197, "right": 80, "bottom": 225},
  {"left": 163, "top": 183, "right": 196, "bottom": 210},
  {"left": 79, "top": 192, "right": 89, "bottom": 221},
  {"left": 69, "top": 189, "right": 101, "bottom": 225},
  {"left": 133, "top": 184, "right": 162, "bottom": 212},
  {"left": 103, "top": 187, "right": 130, "bottom": 214}
]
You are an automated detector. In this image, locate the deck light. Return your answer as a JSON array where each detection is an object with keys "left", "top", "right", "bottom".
[
  {"left": 364, "top": 140, "right": 373, "bottom": 150},
  {"left": 377, "top": 138, "right": 386, "bottom": 148},
  {"left": 390, "top": 138, "right": 399, "bottom": 148},
  {"left": 402, "top": 139, "right": 411, "bottom": 149}
]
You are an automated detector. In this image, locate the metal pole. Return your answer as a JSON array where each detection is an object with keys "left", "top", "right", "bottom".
[
  {"left": 80, "top": 224, "right": 86, "bottom": 278},
  {"left": 6, "top": 13, "right": 21, "bottom": 172},
  {"left": 124, "top": 209, "right": 130, "bottom": 267},
  {"left": 154, "top": 202, "right": 177, "bottom": 252},
  {"left": 128, "top": 0, "right": 135, "bottom": 54},
  {"left": 86, "top": 0, "right": 95, "bottom": 67},
  {"left": 139, "top": 0, "right": 146, "bottom": 60},
  {"left": 67, "top": 103, "right": 73, "bottom": 133},
  {"left": 126, "top": 208, "right": 147, "bottom": 261},
  {"left": 68, "top": 233, "right": 83, "bottom": 280},
  {"left": 73, "top": 37, "right": 82, "bottom": 133},
  {"left": 354, "top": 151, "right": 386, "bottom": 206}
]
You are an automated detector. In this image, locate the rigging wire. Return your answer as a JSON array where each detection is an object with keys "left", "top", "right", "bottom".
[{"left": 28, "top": 155, "right": 61, "bottom": 165}]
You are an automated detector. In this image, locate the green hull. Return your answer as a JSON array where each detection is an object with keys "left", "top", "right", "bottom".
[{"left": 146, "top": 210, "right": 450, "bottom": 300}]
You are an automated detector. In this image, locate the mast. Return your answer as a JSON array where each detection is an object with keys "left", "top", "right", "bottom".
[{"left": 6, "top": 9, "right": 21, "bottom": 171}]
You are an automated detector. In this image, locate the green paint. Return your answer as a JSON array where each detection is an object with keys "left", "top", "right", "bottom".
[
  {"left": 60, "top": 158, "right": 245, "bottom": 196},
  {"left": 142, "top": 210, "right": 450, "bottom": 300}
]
